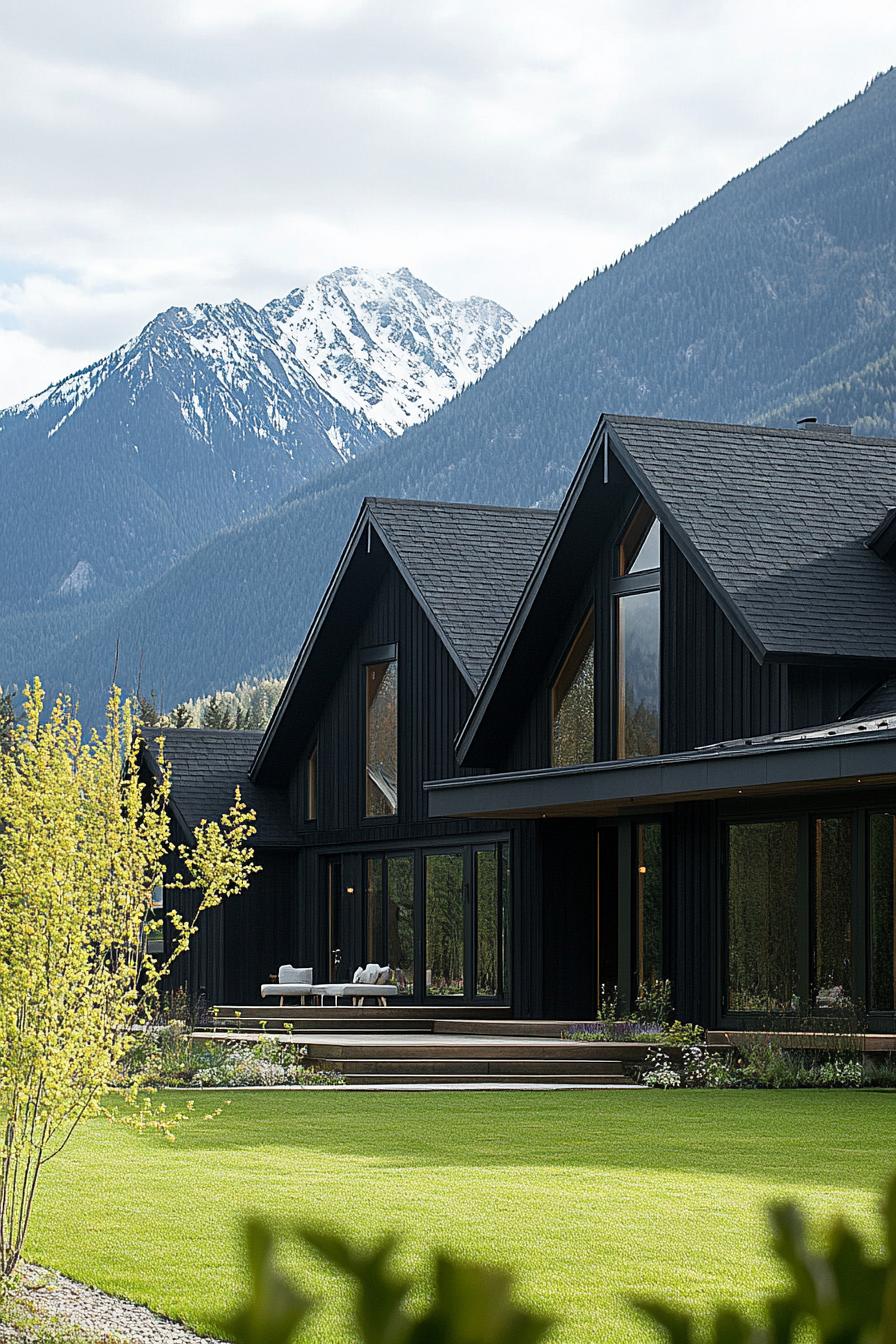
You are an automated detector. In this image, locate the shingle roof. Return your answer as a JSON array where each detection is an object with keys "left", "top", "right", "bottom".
[
  {"left": 367, "top": 498, "right": 557, "bottom": 688},
  {"left": 851, "top": 678, "right": 896, "bottom": 718},
  {"left": 606, "top": 415, "right": 896, "bottom": 660},
  {"left": 141, "top": 729, "right": 296, "bottom": 848}
]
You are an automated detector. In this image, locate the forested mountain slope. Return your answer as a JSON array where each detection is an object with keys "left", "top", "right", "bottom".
[{"left": 14, "top": 69, "right": 896, "bottom": 718}]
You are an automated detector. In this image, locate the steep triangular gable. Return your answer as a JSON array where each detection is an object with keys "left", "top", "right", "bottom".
[
  {"left": 252, "top": 497, "right": 555, "bottom": 783},
  {"left": 455, "top": 412, "right": 896, "bottom": 767}
]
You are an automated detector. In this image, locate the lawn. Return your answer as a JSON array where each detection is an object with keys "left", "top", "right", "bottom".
[{"left": 25, "top": 1090, "right": 896, "bottom": 1344}]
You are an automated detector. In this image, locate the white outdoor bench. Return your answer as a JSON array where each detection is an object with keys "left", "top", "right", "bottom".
[
  {"left": 310, "top": 981, "right": 399, "bottom": 1007},
  {"left": 260, "top": 965, "right": 313, "bottom": 1005},
  {"left": 260, "top": 963, "right": 398, "bottom": 1007}
]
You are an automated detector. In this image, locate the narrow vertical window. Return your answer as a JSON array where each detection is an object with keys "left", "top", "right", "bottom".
[
  {"left": 616, "top": 591, "right": 660, "bottom": 758},
  {"left": 386, "top": 855, "right": 414, "bottom": 995},
  {"left": 305, "top": 741, "right": 318, "bottom": 822},
  {"left": 613, "top": 501, "right": 661, "bottom": 759},
  {"left": 365, "top": 657, "right": 398, "bottom": 817},
  {"left": 869, "top": 811, "right": 896, "bottom": 1011},
  {"left": 813, "top": 815, "right": 853, "bottom": 1009},
  {"left": 635, "top": 823, "right": 663, "bottom": 987},
  {"left": 365, "top": 857, "right": 383, "bottom": 964},
  {"left": 727, "top": 820, "right": 799, "bottom": 1013},
  {"left": 551, "top": 609, "right": 595, "bottom": 766}
]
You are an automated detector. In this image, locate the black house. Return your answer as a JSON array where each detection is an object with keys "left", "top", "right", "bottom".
[
  {"left": 142, "top": 496, "right": 556, "bottom": 1008},
  {"left": 144, "top": 414, "right": 896, "bottom": 1029}
]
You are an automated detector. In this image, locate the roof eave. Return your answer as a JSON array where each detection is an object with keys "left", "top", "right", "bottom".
[{"left": 427, "top": 730, "right": 896, "bottom": 820}]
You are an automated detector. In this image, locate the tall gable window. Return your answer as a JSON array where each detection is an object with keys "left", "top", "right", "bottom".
[
  {"left": 364, "top": 650, "right": 398, "bottom": 817},
  {"left": 551, "top": 608, "right": 595, "bottom": 766},
  {"left": 305, "top": 741, "right": 318, "bottom": 823},
  {"left": 614, "top": 501, "right": 661, "bottom": 758}
]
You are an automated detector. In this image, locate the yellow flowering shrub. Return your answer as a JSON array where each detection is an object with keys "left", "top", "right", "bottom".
[{"left": 0, "top": 681, "right": 257, "bottom": 1277}]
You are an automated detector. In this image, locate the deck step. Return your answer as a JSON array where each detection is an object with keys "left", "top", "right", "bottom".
[
  {"left": 332, "top": 1056, "right": 624, "bottom": 1076},
  {"left": 339, "top": 1073, "right": 635, "bottom": 1087},
  {"left": 303, "top": 1040, "right": 618, "bottom": 1061}
]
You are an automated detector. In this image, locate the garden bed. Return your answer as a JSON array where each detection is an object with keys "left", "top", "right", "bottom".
[{"left": 121, "top": 1023, "right": 343, "bottom": 1089}]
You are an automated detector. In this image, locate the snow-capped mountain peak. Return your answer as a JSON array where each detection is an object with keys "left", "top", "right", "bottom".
[
  {"left": 265, "top": 266, "right": 522, "bottom": 434},
  {"left": 0, "top": 266, "right": 519, "bottom": 603}
]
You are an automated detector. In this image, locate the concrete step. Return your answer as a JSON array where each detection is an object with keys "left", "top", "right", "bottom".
[
  {"left": 340, "top": 1073, "right": 635, "bottom": 1087},
  {"left": 332, "top": 1056, "right": 625, "bottom": 1077},
  {"left": 213, "top": 1004, "right": 504, "bottom": 1023},
  {"left": 433, "top": 1019, "right": 574, "bottom": 1038},
  {"left": 304, "top": 1039, "right": 619, "bottom": 1061},
  {"left": 209, "top": 1016, "right": 426, "bottom": 1033}
]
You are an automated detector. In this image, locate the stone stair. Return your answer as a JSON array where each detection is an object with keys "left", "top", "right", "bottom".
[
  {"left": 203, "top": 1006, "right": 642, "bottom": 1086},
  {"left": 305, "top": 1037, "right": 634, "bottom": 1086}
]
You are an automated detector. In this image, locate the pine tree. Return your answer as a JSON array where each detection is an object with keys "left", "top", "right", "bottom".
[{"left": 201, "top": 694, "right": 235, "bottom": 730}]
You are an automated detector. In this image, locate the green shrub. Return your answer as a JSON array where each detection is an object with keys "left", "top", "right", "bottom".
[
  {"left": 225, "top": 1171, "right": 896, "bottom": 1344},
  {"left": 637, "top": 1170, "right": 896, "bottom": 1344},
  {"left": 119, "top": 1026, "right": 344, "bottom": 1088},
  {"left": 224, "top": 1221, "right": 552, "bottom": 1344},
  {"left": 635, "top": 978, "right": 673, "bottom": 1026},
  {"left": 661, "top": 1020, "right": 705, "bottom": 1047}
]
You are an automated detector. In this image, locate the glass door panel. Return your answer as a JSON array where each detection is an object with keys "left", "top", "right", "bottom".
[
  {"left": 475, "top": 848, "right": 501, "bottom": 997},
  {"left": 635, "top": 822, "right": 663, "bottom": 988},
  {"left": 326, "top": 857, "right": 344, "bottom": 980},
  {"left": 364, "top": 857, "right": 383, "bottom": 965},
  {"left": 386, "top": 855, "right": 414, "bottom": 994},
  {"left": 869, "top": 812, "right": 896, "bottom": 1012},
  {"left": 425, "top": 852, "right": 465, "bottom": 996},
  {"left": 813, "top": 815, "right": 853, "bottom": 1009}
]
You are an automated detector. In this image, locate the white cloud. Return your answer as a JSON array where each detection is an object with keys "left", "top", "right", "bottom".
[{"left": 0, "top": 0, "right": 894, "bottom": 404}]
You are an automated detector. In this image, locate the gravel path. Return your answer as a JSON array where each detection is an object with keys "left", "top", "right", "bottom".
[{"left": 16, "top": 1264, "right": 225, "bottom": 1344}]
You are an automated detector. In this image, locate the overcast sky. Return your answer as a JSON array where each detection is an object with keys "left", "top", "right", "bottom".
[{"left": 1, "top": 0, "right": 894, "bottom": 406}]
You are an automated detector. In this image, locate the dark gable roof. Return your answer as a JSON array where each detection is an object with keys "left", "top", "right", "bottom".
[
  {"left": 456, "top": 412, "right": 896, "bottom": 766},
  {"left": 141, "top": 729, "right": 296, "bottom": 848},
  {"left": 252, "top": 496, "right": 556, "bottom": 782},
  {"left": 367, "top": 498, "right": 557, "bottom": 689},
  {"left": 605, "top": 414, "right": 896, "bottom": 662}
]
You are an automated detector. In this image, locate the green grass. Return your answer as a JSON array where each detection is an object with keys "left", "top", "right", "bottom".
[{"left": 24, "top": 1091, "right": 896, "bottom": 1344}]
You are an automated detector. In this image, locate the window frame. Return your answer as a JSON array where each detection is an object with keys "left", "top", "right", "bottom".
[
  {"left": 719, "top": 800, "right": 882, "bottom": 1027},
  {"left": 611, "top": 501, "right": 661, "bottom": 760},
  {"left": 305, "top": 740, "right": 318, "bottom": 824},
  {"left": 549, "top": 605, "right": 596, "bottom": 767},
  {"left": 360, "top": 642, "right": 399, "bottom": 822}
]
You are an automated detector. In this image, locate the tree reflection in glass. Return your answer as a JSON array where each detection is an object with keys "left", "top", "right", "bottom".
[
  {"left": 617, "top": 590, "right": 660, "bottom": 758},
  {"left": 727, "top": 820, "right": 799, "bottom": 1013}
]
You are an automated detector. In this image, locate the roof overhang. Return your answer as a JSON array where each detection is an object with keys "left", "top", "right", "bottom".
[{"left": 427, "top": 730, "right": 896, "bottom": 820}]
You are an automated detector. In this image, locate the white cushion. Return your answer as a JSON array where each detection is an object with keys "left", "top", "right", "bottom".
[
  {"left": 279, "top": 965, "right": 312, "bottom": 985},
  {"left": 310, "top": 982, "right": 398, "bottom": 997},
  {"left": 352, "top": 966, "right": 364, "bottom": 984},
  {"left": 261, "top": 983, "right": 308, "bottom": 997},
  {"left": 376, "top": 965, "right": 392, "bottom": 985}
]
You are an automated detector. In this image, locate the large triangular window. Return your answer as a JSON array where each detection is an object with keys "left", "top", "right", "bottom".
[{"left": 619, "top": 500, "right": 661, "bottom": 575}]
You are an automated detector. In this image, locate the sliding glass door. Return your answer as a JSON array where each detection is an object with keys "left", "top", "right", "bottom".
[
  {"left": 325, "top": 840, "right": 510, "bottom": 1004},
  {"left": 425, "top": 852, "right": 465, "bottom": 996},
  {"left": 363, "top": 853, "right": 414, "bottom": 994},
  {"left": 424, "top": 844, "right": 508, "bottom": 1002}
]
